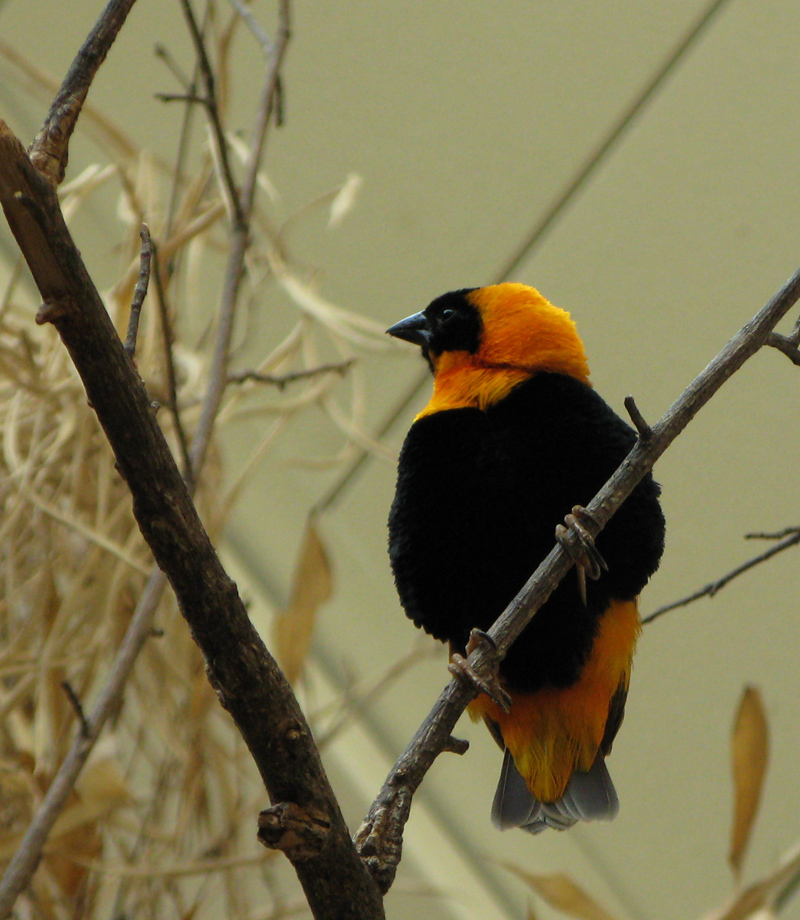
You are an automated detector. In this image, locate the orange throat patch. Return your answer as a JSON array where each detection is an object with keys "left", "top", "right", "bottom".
[{"left": 415, "top": 352, "right": 530, "bottom": 418}]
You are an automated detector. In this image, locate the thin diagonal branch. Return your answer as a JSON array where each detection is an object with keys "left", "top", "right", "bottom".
[
  {"left": 188, "top": 0, "right": 290, "bottom": 474},
  {"left": 642, "top": 527, "right": 800, "bottom": 625},
  {"left": 492, "top": 0, "right": 731, "bottom": 282},
  {"left": 356, "top": 264, "right": 800, "bottom": 894},
  {"left": 178, "top": 0, "right": 245, "bottom": 227},
  {"left": 228, "top": 0, "right": 274, "bottom": 54}
]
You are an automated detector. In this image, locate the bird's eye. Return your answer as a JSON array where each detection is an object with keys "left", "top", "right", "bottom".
[{"left": 440, "top": 308, "right": 455, "bottom": 321}]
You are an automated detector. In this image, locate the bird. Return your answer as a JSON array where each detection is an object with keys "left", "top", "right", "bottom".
[{"left": 387, "top": 282, "right": 664, "bottom": 833}]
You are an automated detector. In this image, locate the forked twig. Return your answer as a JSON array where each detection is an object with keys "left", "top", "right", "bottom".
[
  {"left": 643, "top": 527, "right": 800, "bottom": 625},
  {"left": 766, "top": 331, "right": 800, "bottom": 366},
  {"left": 188, "top": 0, "right": 291, "bottom": 474},
  {"left": 178, "top": 0, "right": 245, "bottom": 227}
]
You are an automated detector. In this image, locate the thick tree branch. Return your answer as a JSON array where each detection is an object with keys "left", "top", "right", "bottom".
[
  {"left": 0, "top": 122, "right": 383, "bottom": 920},
  {"left": 356, "top": 266, "right": 800, "bottom": 893}
]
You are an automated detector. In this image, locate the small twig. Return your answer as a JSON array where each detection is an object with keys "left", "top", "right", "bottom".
[
  {"left": 227, "top": 0, "right": 274, "bottom": 55},
  {"left": 746, "top": 526, "right": 800, "bottom": 540},
  {"left": 188, "top": 0, "right": 291, "bottom": 475},
  {"left": 178, "top": 0, "right": 245, "bottom": 228},
  {"left": 123, "top": 225, "right": 152, "bottom": 359},
  {"left": 153, "top": 42, "right": 192, "bottom": 92},
  {"left": 766, "top": 331, "right": 800, "bottom": 366},
  {"left": 442, "top": 736, "right": 470, "bottom": 756},
  {"left": 274, "top": 75, "right": 285, "bottom": 127},
  {"left": 624, "top": 394, "right": 652, "bottom": 439},
  {"left": 61, "top": 681, "right": 90, "bottom": 738},
  {"left": 28, "top": 0, "right": 140, "bottom": 185},
  {"left": 155, "top": 30, "right": 204, "bottom": 260},
  {"left": 789, "top": 309, "right": 800, "bottom": 346},
  {"left": 155, "top": 91, "right": 208, "bottom": 107},
  {"left": 228, "top": 360, "right": 354, "bottom": 390},
  {"left": 642, "top": 528, "right": 800, "bottom": 625}
]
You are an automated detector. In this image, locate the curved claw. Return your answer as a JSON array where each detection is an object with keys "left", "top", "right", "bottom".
[
  {"left": 448, "top": 629, "right": 512, "bottom": 713},
  {"left": 555, "top": 505, "right": 608, "bottom": 605}
]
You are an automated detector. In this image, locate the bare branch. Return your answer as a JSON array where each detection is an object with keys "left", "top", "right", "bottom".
[
  {"left": 624, "top": 394, "right": 652, "bottom": 439},
  {"left": 228, "top": 0, "right": 275, "bottom": 54},
  {"left": 766, "top": 331, "right": 800, "bottom": 366},
  {"left": 228, "top": 359, "right": 354, "bottom": 389},
  {"left": 123, "top": 224, "right": 152, "bottom": 358},
  {"left": 642, "top": 527, "right": 800, "bottom": 625},
  {"left": 188, "top": 0, "right": 291, "bottom": 474},
  {"left": 356, "top": 264, "right": 800, "bottom": 893},
  {"left": 747, "top": 526, "right": 800, "bottom": 540},
  {"left": 178, "top": 0, "right": 245, "bottom": 227},
  {"left": 28, "top": 0, "right": 139, "bottom": 185}
]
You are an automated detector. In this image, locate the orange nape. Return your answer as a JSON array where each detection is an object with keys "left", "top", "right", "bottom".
[{"left": 467, "top": 598, "right": 641, "bottom": 803}]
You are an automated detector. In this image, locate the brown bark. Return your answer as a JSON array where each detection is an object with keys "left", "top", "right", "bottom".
[{"left": 0, "top": 121, "right": 384, "bottom": 920}]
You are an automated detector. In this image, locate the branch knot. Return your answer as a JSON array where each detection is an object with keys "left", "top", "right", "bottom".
[{"left": 257, "top": 802, "right": 331, "bottom": 860}]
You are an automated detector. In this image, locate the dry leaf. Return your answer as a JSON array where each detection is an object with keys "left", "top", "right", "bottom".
[
  {"left": 273, "top": 515, "right": 333, "bottom": 684},
  {"left": 502, "top": 864, "right": 621, "bottom": 920},
  {"left": 328, "top": 172, "right": 363, "bottom": 228},
  {"left": 705, "top": 840, "right": 800, "bottom": 920},
  {"left": 730, "top": 685, "right": 769, "bottom": 877}
]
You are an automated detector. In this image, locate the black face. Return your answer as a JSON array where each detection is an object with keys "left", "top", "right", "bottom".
[{"left": 387, "top": 288, "right": 482, "bottom": 371}]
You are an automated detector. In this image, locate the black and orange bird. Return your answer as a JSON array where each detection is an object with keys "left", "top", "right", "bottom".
[{"left": 387, "top": 283, "right": 664, "bottom": 833}]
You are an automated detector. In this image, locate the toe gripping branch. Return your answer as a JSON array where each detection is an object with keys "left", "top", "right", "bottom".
[
  {"left": 448, "top": 628, "right": 512, "bottom": 713},
  {"left": 555, "top": 505, "right": 608, "bottom": 605}
]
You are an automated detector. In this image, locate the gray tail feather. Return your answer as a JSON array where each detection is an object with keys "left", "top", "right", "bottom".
[{"left": 491, "top": 747, "right": 619, "bottom": 834}]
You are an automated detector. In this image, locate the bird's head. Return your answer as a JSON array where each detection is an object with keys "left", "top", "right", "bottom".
[{"left": 387, "top": 283, "right": 590, "bottom": 399}]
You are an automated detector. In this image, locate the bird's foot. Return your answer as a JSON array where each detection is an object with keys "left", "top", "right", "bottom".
[
  {"left": 555, "top": 505, "right": 608, "bottom": 605},
  {"left": 448, "top": 628, "right": 512, "bottom": 713}
]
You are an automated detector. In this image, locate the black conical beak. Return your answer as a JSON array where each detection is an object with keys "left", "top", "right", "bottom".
[{"left": 386, "top": 311, "right": 431, "bottom": 348}]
